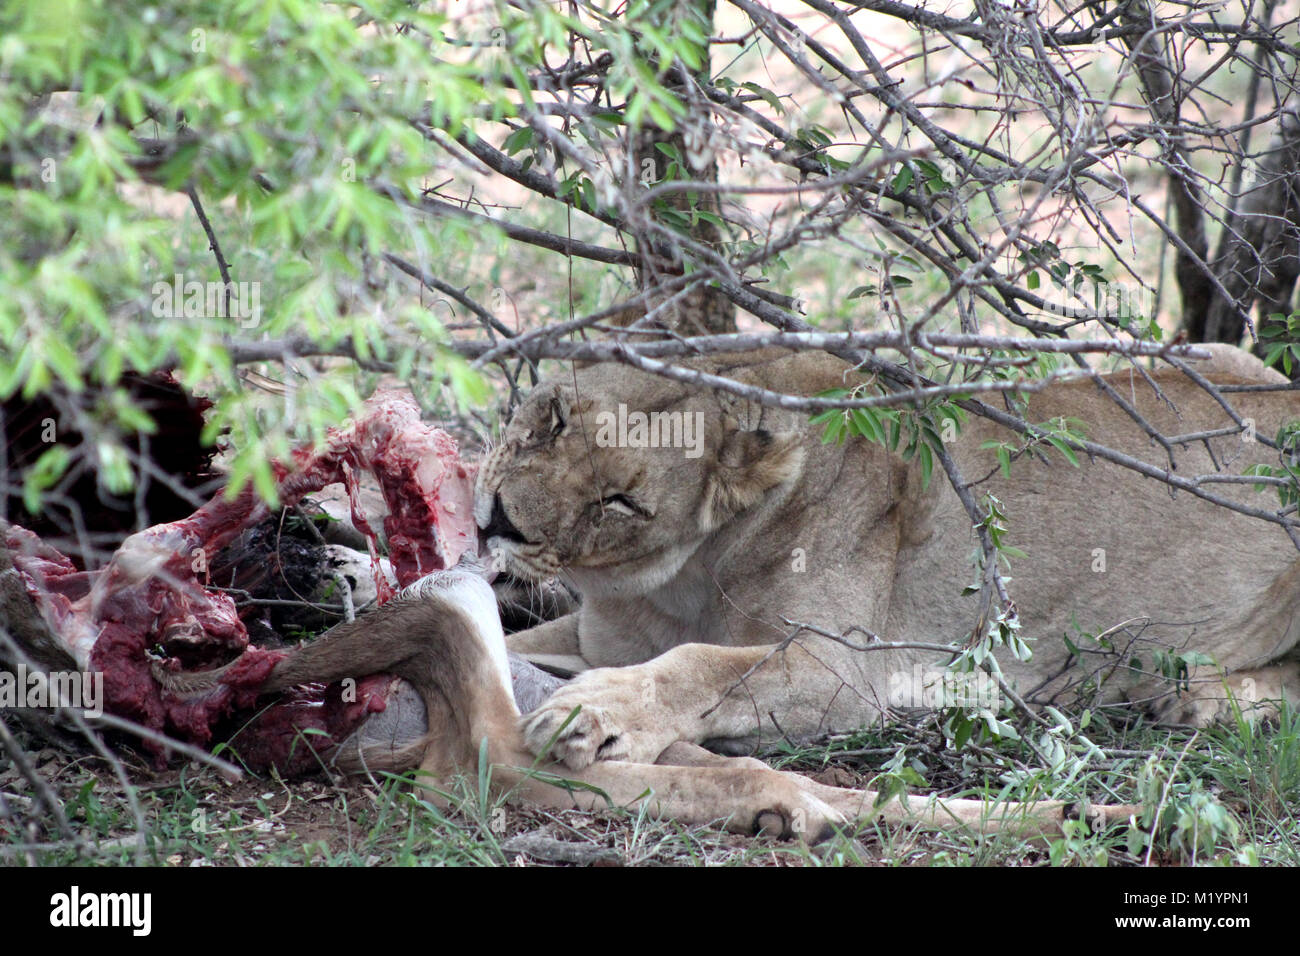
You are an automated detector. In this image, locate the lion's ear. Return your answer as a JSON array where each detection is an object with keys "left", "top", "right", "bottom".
[{"left": 701, "top": 426, "right": 804, "bottom": 532}]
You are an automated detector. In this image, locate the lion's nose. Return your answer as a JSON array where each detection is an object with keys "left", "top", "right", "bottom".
[{"left": 481, "top": 494, "right": 527, "bottom": 543}]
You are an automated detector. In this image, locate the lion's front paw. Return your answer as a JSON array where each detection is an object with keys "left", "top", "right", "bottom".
[{"left": 522, "top": 667, "right": 675, "bottom": 770}]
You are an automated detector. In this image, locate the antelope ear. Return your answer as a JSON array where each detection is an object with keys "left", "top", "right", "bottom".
[{"left": 701, "top": 425, "right": 804, "bottom": 532}]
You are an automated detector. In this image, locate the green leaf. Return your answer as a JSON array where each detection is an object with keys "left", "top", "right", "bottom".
[
  {"left": 740, "top": 81, "right": 784, "bottom": 114},
  {"left": 952, "top": 717, "right": 974, "bottom": 751},
  {"left": 22, "top": 445, "right": 71, "bottom": 516},
  {"left": 1044, "top": 434, "right": 1080, "bottom": 467},
  {"left": 890, "top": 165, "right": 914, "bottom": 193},
  {"left": 39, "top": 334, "right": 86, "bottom": 390},
  {"left": 850, "top": 409, "right": 882, "bottom": 444},
  {"left": 502, "top": 126, "right": 535, "bottom": 155},
  {"left": 646, "top": 97, "right": 677, "bottom": 132}
]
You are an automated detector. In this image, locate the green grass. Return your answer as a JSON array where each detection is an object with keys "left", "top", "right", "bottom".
[
  {"left": 761, "top": 699, "right": 1300, "bottom": 867},
  {"left": 4, "top": 699, "right": 1295, "bottom": 866}
]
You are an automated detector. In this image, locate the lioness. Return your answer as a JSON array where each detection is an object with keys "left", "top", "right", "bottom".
[{"left": 476, "top": 346, "right": 1300, "bottom": 771}]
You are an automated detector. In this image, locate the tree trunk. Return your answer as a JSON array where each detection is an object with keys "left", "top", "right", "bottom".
[
  {"left": 628, "top": 0, "right": 737, "bottom": 336},
  {"left": 1201, "top": 106, "right": 1300, "bottom": 358},
  {"left": 1123, "top": 3, "right": 1299, "bottom": 371}
]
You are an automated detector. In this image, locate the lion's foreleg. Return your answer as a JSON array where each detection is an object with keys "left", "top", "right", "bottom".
[{"left": 506, "top": 612, "right": 589, "bottom": 676}]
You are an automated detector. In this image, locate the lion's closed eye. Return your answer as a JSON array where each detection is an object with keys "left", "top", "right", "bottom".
[{"left": 600, "top": 494, "right": 650, "bottom": 518}]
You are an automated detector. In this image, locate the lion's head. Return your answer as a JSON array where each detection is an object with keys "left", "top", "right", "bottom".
[{"left": 473, "top": 356, "right": 810, "bottom": 592}]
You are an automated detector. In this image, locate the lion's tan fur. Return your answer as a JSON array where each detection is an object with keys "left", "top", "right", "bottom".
[{"left": 476, "top": 346, "right": 1300, "bottom": 770}]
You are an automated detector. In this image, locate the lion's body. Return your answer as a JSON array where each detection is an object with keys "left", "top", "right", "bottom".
[{"left": 477, "top": 346, "right": 1300, "bottom": 767}]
